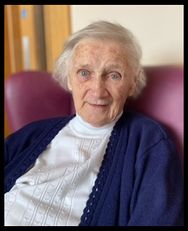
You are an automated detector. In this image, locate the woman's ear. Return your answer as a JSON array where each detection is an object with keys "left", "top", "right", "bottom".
[{"left": 128, "top": 78, "right": 137, "bottom": 97}]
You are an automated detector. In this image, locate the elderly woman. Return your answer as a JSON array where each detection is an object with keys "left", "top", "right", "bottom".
[{"left": 4, "top": 21, "right": 183, "bottom": 226}]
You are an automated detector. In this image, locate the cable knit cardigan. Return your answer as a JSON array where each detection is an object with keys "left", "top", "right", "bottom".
[{"left": 4, "top": 111, "right": 184, "bottom": 226}]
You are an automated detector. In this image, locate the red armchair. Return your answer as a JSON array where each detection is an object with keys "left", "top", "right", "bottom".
[
  {"left": 5, "top": 66, "right": 183, "bottom": 160},
  {"left": 5, "top": 71, "right": 75, "bottom": 131}
]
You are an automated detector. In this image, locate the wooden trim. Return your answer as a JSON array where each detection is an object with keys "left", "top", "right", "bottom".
[
  {"left": 5, "top": 6, "right": 12, "bottom": 79},
  {"left": 43, "top": 5, "right": 71, "bottom": 72},
  {"left": 6, "top": 5, "right": 23, "bottom": 73},
  {"left": 18, "top": 5, "right": 43, "bottom": 70}
]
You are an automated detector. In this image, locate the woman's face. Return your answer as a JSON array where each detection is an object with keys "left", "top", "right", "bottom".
[{"left": 68, "top": 39, "right": 136, "bottom": 127}]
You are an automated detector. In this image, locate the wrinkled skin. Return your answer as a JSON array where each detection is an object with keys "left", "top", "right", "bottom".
[{"left": 68, "top": 38, "right": 136, "bottom": 127}]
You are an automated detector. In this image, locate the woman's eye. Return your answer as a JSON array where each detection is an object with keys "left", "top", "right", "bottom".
[
  {"left": 78, "top": 70, "right": 90, "bottom": 78},
  {"left": 109, "top": 72, "right": 122, "bottom": 81}
]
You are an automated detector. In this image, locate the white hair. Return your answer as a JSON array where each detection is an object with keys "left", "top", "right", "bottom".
[{"left": 53, "top": 20, "right": 146, "bottom": 98}]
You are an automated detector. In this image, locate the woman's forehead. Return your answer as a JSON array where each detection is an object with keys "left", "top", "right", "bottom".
[
  {"left": 71, "top": 39, "right": 127, "bottom": 67},
  {"left": 73, "top": 38, "right": 123, "bottom": 54}
]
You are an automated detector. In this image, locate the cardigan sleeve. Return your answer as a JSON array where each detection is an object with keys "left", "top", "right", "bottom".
[
  {"left": 4, "top": 117, "right": 66, "bottom": 166},
  {"left": 4, "top": 117, "right": 68, "bottom": 193},
  {"left": 4, "top": 120, "right": 50, "bottom": 166},
  {"left": 127, "top": 137, "right": 184, "bottom": 226}
]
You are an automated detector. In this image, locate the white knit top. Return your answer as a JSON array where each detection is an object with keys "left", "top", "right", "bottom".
[{"left": 5, "top": 114, "right": 120, "bottom": 226}]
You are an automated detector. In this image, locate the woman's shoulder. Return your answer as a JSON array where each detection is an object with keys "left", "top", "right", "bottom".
[
  {"left": 5, "top": 116, "right": 74, "bottom": 144},
  {"left": 118, "top": 111, "right": 178, "bottom": 162},
  {"left": 120, "top": 110, "right": 170, "bottom": 140}
]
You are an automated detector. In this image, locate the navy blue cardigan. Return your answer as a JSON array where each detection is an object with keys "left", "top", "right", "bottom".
[{"left": 4, "top": 111, "right": 183, "bottom": 226}]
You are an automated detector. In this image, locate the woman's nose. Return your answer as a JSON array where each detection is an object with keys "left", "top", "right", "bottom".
[{"left": 91, "top": 77, "right": 108, "bottom": 98}]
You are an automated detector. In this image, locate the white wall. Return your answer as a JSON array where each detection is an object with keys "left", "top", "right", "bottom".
[{"left": 70, "top": 5, "right": 183, "bottom": 66}]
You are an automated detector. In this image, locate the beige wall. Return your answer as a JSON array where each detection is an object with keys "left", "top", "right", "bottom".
[{"left": 70, "top": 5, "right": 183, "bottom": 66}]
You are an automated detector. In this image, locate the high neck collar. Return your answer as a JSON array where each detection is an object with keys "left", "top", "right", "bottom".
[{"left": 68, "top": 112, "right": 123, "bottom": 137}]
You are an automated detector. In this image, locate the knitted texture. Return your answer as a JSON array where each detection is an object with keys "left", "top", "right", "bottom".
[{"left": 4, "top": 111, "right": 184, "bottom": 226}]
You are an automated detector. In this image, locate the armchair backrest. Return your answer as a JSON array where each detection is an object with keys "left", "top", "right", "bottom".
[{"left": 5, "top": 71, "right": 75, "bottom": 132}]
